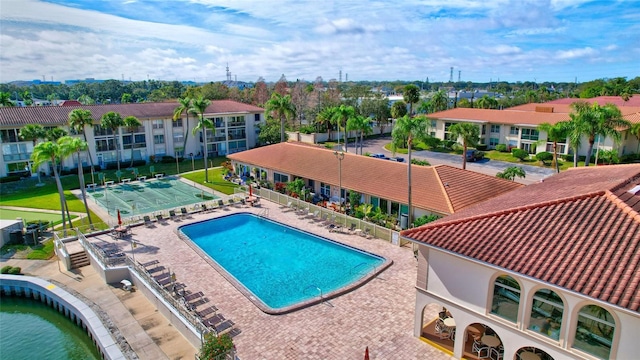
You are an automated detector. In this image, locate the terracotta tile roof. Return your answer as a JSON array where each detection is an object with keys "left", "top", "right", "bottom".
[
  {"left": 429, "top": 107, "right": 570, "bottom": 126},
  {"left": 547, "top": 95, "right": 640, "bottom": 107},
  {"left": 228, "top": 142, "right": 522, "bottom": 215},
  {"left": 0, "top": 100, "right": 263, "bottom": 127},
  {"left": 401, "top": 164, "right": 640, "bottom": 311}
]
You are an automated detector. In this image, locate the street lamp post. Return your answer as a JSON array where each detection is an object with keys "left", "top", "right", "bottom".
[
  {"left": 190, "top": 153, "right": 194, "bottom": 172},
  {"left": 334, "top": 151, "right": 344, "bottom": 218},
  {"left": 176, "top": 155, "right": 180, "bottom": 174}
]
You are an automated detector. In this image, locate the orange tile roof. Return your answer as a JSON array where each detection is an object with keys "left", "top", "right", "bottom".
[
  {"left": 228, "top": 142, "right": 522, "bottom": 215},
  {"left": 547, "top": 95, "right": 640, "bottom": 107},
  {"left": 401, "top": 164, "right": 640, "bottom": 311},
  {"left": 0, "top": 100, "right": 263, "bottom": 126},
  {"left": 429, "top": 107, "right": 570, "bottom": 126}
]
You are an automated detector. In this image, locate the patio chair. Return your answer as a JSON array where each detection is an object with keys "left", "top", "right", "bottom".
[
  {"left": 308, "top": 210, "right": 320, "bottom": 220},
  {"left": 169, "top": 209, "right": 178, "bottom": 221},
  {"left": 201, "top": 313, "right": 226, "bottom": 327},
  {"left": 348, "top": 223, "right": 357, "bottom": 233},
  {"left": 490, "top": 347, "right": 503, "bottom": 360},
  {"left": 155, "top": 214, "right": 167, "bottom": 223},
  {"left": 195, "top": 305, "right": 218, "bottom": 319},
  {"left": 227, "top": 198, "right": 235, "bottom": 206},
  {"left": 213, "top": 319, "right": 235, "bottom": 335},
  {"left": 143, "top": 215, "right": 153, "bottom": 228},
  {"left": 472, "top": 340, "right": 490, "bottom": 359},
  {"left": 180, "top": 207, "right": 189, "bottom": 218},
  {"left": 218, "top": 199, "right": 225, "bottom": 208},
  {"left": 317, "top": 213, "right": 329, "bottom": 225}
]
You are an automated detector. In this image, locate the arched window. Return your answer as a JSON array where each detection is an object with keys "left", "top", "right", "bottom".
[
  {"left": 573, "top": 305, "right": 614, "bottom": 359},
  {"left": 528, "top": 289, "right": 563, "bottom": 340},
  {"left": 491, "top": 275, "right": 520, "bottom": 322}
]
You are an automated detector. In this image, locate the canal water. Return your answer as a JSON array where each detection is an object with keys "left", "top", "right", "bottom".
[{"left": 0, "top": 296, "right": 101, "bottom": 360}]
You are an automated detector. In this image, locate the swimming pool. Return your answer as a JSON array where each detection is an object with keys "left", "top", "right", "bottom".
[
  {"left": 179, "top": 213, "right": 390, "bottom": 314},
  {"left": 87, "top": 177, "right": 217, "bottom": 216}
]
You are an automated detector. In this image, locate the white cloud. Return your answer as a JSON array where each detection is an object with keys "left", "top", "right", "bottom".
[{"left": 555, "top": 47, "right": 597, "bottom": 60}]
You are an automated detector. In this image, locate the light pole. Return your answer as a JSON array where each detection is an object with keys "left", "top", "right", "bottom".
[
  {"left": 190, "top": 153, "right": 194, "bottom": 172},
  {"left": 334, "top": 151, "right": 344, "bottom": 216},
  {"left": 176, "top": 155, "right": 180, "bottom": 174}
]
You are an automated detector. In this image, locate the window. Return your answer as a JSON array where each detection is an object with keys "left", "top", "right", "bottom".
[
  {"left": 320, "top": 182, "right": 331, "bottom": 197},
  {"left": 173, "top": 132, "right": 184, "bottom": 145},
  {"left": 546, "top": 143, "right": 566, "bottom": 154},
  {"left": 379, "top": 199, "right": 388, "bottom": 213},
  {"left": 521, "top": 143, "right": 536, "bottom": 154},
  {"left": 1, "top": 129, "right": 19, "bottom": 143},
  {"left": 489, "top": 138, "right": 500, "bottom": 147},
  {"left": 573, "top": 305, "right": 614, "bottom": 359},
  {"left": 173, "top": 118, "right": 183, "bottom": 127},
  {"left": 528, "top": 289, "right": 563, "bottom": 340},
  {"left": 370, "top": 196, "right": 380, "bottom": 208},
  {"left": 152, "top": 120, "right": 164, "bottom": 129},
  {"left": 2, "top": 143, "right": 30, "bottom": 161},
  {"left": 491, "top": 275, "right": 520, "bottom": 322},
  {"left": 7, "top": 161, "right": 29, "bottom": 173},
  {"left": 93, "top": 125, "right": 113, "bottom": 136},
  {"left": 510, "top": 126, "right": 519, "bottom": 135},
  {"left": 481, "top": 125, "right": 486, "bottom": 135},
  {"left": 521, "top": 128, "right": 539, "bottom": 140},
  {"left": 274, "top": 172, "right": 289, "bottom": 183},
  {"left": 490, "top": 125, "right": 500, "bottom": 133},
  {"left": 254, "top": 114, "right": 260, "bottom": 122},
  {"left": 154, "top": 134, "right": 165, "bottom": 144}
]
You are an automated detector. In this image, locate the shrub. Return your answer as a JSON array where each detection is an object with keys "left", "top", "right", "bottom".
[
  {"left": 411, "top": 158, "right": 431, "bottom": 166},
  {"left": 443, "top": 140, "right": 456, "bottom": 150},
  {"left": 200, "top": 333, "right": 234, "bottom": 360},
  {"left": 413, "top": 214, "right": 441, "bottom": 227},
  {"left": 0, "top": 175, "right": 22, "bottom": 183},
  {"left": 7, "top": 267, "right": 21, "bottom": 275},
  {"left": 299, "top": 125, "right": 316, "bottom": 134},
  {"left": 476, "top": 144, "right": 488, "bottom": 151},
  {"left": 0, "top": 266, "right": 12, "bottom": 274},
  {"left": 495, "top": 144, "right": 508, "bottom": 152},
  {"left": 423, "top": 136, "right": 442, "bottom": 149},
  {"left": 535, "top": 151, "right": 553, "bottom": 165},
  {"left": 511, "top": 148, "right": 529, "bottom": 161}
]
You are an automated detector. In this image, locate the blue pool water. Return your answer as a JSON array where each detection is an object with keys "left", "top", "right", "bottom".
[{"left": 180, "top": 213, "right": 385, "bottom": 310}]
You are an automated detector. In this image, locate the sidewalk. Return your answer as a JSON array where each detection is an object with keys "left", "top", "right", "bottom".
[{"left": 0, "top": 257, "right": 197, "bottom": 360}]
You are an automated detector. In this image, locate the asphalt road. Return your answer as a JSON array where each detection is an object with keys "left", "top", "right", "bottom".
[{"left": 349, "top": 137, "right": 556, "bottom": 185}]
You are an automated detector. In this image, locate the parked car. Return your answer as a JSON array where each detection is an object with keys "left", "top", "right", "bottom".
[
  {"left": 370, "top": 153, "right": 387, "bottom": 159},
  {"left": 388, "top": 157, "right": 405, "bottom": 162},
  {"left": 465, "top": 149, "right": 484, "bottom": 162}
]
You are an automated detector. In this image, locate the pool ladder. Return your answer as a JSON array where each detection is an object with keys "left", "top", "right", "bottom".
[
  {"left": 350, "top": 262, "right": 377, "bottom": 277},
  {"left": 303, "top": 285, "right": 323, "bottom": 300},
  {"left": 257, "top": 208, "right": 269, "bottom": 218}
]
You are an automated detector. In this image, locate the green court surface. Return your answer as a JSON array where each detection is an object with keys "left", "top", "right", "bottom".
[
  {"left": 86, "top": 177, "right": 218, "bottom": 217},
  {"left": 0, "top": 208, "right": 68, "bottom": 223}
]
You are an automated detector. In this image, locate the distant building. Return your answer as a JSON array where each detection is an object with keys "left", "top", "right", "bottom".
[{"left": 0, "top": 100, "right": 264, "bottom": 178}]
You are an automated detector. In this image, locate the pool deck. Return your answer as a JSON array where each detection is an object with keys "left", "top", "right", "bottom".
[{"left": 8, "top": 199, "right": 450, "bottom": 359}]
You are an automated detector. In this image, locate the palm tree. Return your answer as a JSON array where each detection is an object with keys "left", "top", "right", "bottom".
[
  {"left": 403, "top": 84, "right": 421, "bottom": 117},
  {"left": 21, "top": 90, "right": 33, "bottom": 106},
  {"left": 315, "top": 106, "right": 337, "bottom": 138},
  {"left": 537, "top": 122, "right": 569, "bottom": 173},
  {"left": 448, "top": 123, "right": 480, "bottom": 170},
  {"left": 19, "top": 124, "right": 46, "bottom": 182},
  {"left": 100, "top": 111, "right": 124, "bottom": 171},
  {"left": 0, "top": 91, "right": 15, "bottom": 106},
  {"left": 265, "top": 93, "right": 295, "bottom": 143},
  {"left": 571, "top": 101, "right": 630, "bottom": 166},
  {"left": 190, "top": 97, "right": 213, "bottom": 182},
  {"left": 476, "top": 95, "right": 498, "bottom": 109},
  {"left": 496, "top": 166, "right": 526, "bottom": 181},
  {"left": 391, "top": 115, "right": 429, "bottom": 228},
  {"left": 122, "top": 116, "right": 142, "bottom": 167},
  {"left": 331, "top": 105, "right": 356, "bottom": 152},
  {"left": 173, "top": 97, "right": 192, "bottom": 153},
  {"left": 31, "top": 141, "right": 70, "bottom": 230},
  {"left": 68, "top": 109, "right": 97, "bottom": 180},
  {"left": 58, "top": 136, "right": 93, "bottom": 228},
  {"left": 430, "top": 90, "right": 449, "bottom": 112},
  {"left": 45, "top": 127, "right": 68, "bottom": 142},
  {"left": 347, "top": 115, "right": 372, "bottom": 155}
]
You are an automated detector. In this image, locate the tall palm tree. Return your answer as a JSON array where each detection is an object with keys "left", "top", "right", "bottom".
[
  {"left": 315, "top": 106, "right": 337, "bottom": 139},
  {"left": 331, "top": 105, "right": 356, "bottom": 152},
  {"left": 58, "top": 136, "right": 93, "bottom": 228},
  {"left": 430, "top": 90, "right": 449, "bottom": 112},
  {"left": 265, "top": 93, "right": 295, "bottom": 143},
  {"left": 68, "top": 109, "right": 96, "bottom": 180},
  {"left": 100, "top": 111, "right": 124, "bottom": 171},
  {"left": 571, "top": 101, "right": 629, "bottom": 166},
  {"left": 31, "top": 141, "right": 70, "bottom": 230},
  {"left": 448, "top": 122, "right": 480, "bottom": 170},
  {"left": 19, "top": 124, "right": 46, "bottom": 182},
  {"left": 122, "top": 116, "right": 142, "bottom": 167},
  {"left": 346, "top": 115, "right": 372, "bottom": 155},
  {"left": 0, "top": 91, "right": 15, "bottom": 106},
  {"left": 403, "top": 84, "right": 421, "bottom": 117},
  {"left": 45, "top": 127, "right": 68, "bottom": 142},
  {"left": 391, "top": 115, "right": 429, "bottom": 228},
  {"left": 190, "top": 97, "right": 213, "bottom": 182},
  {"left": 537, "top": 122, "right": 569, "bottom": 173},
  {"left": 173, "top": 97, "right": 192, "bottom": 153}
]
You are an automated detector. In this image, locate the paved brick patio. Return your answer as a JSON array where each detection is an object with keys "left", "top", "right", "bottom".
[{"left": 89, "top": 199, "right": 449, "bottom": 359}]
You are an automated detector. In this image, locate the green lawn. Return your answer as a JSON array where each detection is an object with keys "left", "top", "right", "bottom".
[
  {"left": 0, "top": 208, "right": 76, "bottom": 224},
  {"left": 181, "top": 167, "right": 240, "bottom": 195}
]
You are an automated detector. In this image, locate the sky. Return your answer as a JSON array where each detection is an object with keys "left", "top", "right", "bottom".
[{"left": 0, "top": 0, "right": 639, "bottom": 84}]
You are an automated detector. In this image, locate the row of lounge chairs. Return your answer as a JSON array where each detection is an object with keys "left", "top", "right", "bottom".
[
  {"left": 139, "top": 196, "right": 250, "bottom": 228},
  {"left": 137, "top": 259, "right": 239, "bottom": 337}
]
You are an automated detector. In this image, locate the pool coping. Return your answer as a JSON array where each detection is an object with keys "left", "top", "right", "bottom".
[{"left": 175, "top": 212, "right": 393, "bottom": 315}]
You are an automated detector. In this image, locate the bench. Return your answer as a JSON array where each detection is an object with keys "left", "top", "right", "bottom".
[
  {"left": 86, "top": 183, "right": 97, "bottom": 190},
  {"left": 155, "top": 173, "right": 164, "bottom": 179},
  {"left": 137, "top": 176, "right": 147, "bottom": 181},
  {"left": 105, "top": 180, "right": 115, "bottom": 186},
  {"left": 120, "top": 279, "right": 133, "bottom": 291},
  {"left": 121, "top": 178, "right": 131, "bottom": 183}
]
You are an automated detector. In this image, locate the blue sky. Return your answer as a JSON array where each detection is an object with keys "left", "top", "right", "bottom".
[{"left": 1, "top": 0, "right": 638, "bottom": 83}]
